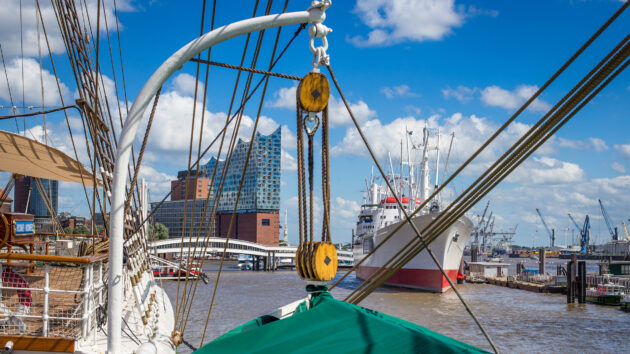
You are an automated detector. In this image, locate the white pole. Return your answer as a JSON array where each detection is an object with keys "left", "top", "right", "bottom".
[{"left": 108, "top": 7, "right": 327, "bottom": 353}]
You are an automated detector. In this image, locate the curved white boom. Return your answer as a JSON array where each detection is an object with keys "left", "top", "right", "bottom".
[{"left": 108, "top": 7, "right": 328, "bottom": 353}]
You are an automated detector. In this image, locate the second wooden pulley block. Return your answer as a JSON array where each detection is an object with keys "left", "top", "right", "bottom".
[
  {"left": 295, "top": 241, "right": 338, "bottom": 282},
  {"left": 298, "top": 72, "right": 330, "bottom": 113}
]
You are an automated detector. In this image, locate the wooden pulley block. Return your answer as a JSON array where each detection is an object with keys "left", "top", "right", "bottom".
[
  {"left": 302, "top": 242, "right": 315, "bottom": 280},
  {"left": 298, "top": 72, "right": 330, "bottom": 113},
  {"left": 310, "top": 241, "right": 338, "bottom": 281},
  {"left": 295, "top": 244, "right": 305, "bottom": 278}
]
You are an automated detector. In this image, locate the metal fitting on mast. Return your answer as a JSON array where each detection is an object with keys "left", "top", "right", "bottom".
[{"left": 308, "top": 1, "right": 333, "bottom": 71}]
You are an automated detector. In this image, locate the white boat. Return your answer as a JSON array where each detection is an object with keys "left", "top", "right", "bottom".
[{"left": 353, "top": 128, "right": 472, "bottom": 292}]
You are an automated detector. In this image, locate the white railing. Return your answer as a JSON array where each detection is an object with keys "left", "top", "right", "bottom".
[{"left": 0, "top": 256, "right": 108, "bottom": 340}]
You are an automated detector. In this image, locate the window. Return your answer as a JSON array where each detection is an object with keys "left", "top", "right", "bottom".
[{"left": 262, "top": 219, "right": 270, "bottom": 226}]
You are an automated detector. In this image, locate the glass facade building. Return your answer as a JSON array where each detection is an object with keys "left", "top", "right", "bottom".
[
  {"left": 201, "top": 127, "right": 281, "bottom": 212},
  {"left": 14, "top": 176, "right": 58, "bottom": 217}
]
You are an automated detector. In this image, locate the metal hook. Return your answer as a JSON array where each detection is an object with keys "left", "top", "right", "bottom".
[{"left": 304, "top": 112, "right": 320, "bottom": 137}]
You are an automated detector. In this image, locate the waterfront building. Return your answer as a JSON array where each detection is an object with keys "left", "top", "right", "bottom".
[
  {"left": 150, "top": 199, "right": 215, "bottom": 239},
  {"left": 207, "top": 128, "right": 281, "bottom": 246},
  {"left": 171, "top": 169, "right": 213, "bottom": 201},
  {"left": 13, "top": 176, "right": 58, "bottom": 217},
  {"left": 163, "top": 127, "right": 281, "bottom": 245},
  {"left": 59, "top": 212, "right": 87, "bottom": 229},
  {"left": 34, "top": 217, "right": 56, "bottom": 233}
]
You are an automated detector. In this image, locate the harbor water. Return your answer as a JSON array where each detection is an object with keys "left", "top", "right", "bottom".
[{"left": 164, "top": 261, "right": 629, "bottom": 353}]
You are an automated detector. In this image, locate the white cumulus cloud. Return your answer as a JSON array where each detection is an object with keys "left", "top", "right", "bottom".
[
  {"left": 611, "top": 162, "right": 626, "bottom": 174},
  {"left": 614, "top": 143, "right": 630, "bottom": 159},
  {"left": 349, "top": 0, "right": 463, "bottom": 47},
  {"left": 380, "top": 84, "right": 418, "bottom": 99},
  {"left": 556, "top": 137, "right": 608, "bottom": 152},
  {"left": 442, "top": 85, "right": 477, "bottom": 103},
  {"left": 480, "top": 84, "right": 551, "bottom": 112},
  {"left": 0, "top": 58, "right": 70, "bottom": 106}
]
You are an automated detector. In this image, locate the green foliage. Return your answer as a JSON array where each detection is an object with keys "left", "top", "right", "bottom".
[
  {"left": 95, "top": 225, "right": 105, "bottom": 235},
  {"left": 73, "top": 225, "right": 90, "bottom": 235},
  {"left": 63, "top": 226, "right": 74, "bottom": 234},
  {"left": 148, "top": 223, "right": 169, "bottom": 241}
]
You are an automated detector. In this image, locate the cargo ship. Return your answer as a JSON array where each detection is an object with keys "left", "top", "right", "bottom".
[{"left": 353, "top": 128, "right": 473, "bottom": 292}]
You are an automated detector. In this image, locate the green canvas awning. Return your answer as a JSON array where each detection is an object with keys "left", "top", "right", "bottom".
[{"left": 196, "top": 291, "right": 487, "bottom": 354}]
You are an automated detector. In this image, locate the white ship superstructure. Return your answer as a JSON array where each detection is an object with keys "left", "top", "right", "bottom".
[{"left": 353, "top": 128, "right": 472, "bottom": 292}]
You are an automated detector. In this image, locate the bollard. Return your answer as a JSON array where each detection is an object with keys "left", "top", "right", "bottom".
[
  {"left": 567, "top": 261, "right": 575, "bottom": 304},
  {"left": 578, "top": 261, "right": 586, "bottom": 304}
]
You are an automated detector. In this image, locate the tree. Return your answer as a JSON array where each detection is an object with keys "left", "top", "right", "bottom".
[
  {"left": 63, "top": 226, "right": 74, "bottom": 234},
  {"left": 148, "top": 223, "right": 169, "bottom": 241},
  {"left": 95, "top": 225, "right": 105, "bottom": 236},
  {"left": 73, "top": 225, "right": 90, "bottom": 235}
]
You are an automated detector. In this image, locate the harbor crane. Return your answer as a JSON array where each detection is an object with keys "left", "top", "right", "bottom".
[
  {"left": 535, "top": 208, "right": 555, "bottom": 248},
  {"left": 568, "top": 213, "right": 590, "bottom": 253},
  {"left": 598, "top": 199, "right": 618, "bottom": 241}
]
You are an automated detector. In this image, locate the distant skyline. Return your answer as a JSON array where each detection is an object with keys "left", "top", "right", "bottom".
[{"left": 0, "top": 0, "right": 629, "bottom": 247}]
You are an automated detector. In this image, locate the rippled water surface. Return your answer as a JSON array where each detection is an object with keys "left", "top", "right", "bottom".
[{"left": 163, "top": 260, "right": 629, "bottom": 353}]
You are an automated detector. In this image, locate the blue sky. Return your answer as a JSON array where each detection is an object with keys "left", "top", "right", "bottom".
[{"left": 0, "top": 0, "right": 629, "bottom": 247}]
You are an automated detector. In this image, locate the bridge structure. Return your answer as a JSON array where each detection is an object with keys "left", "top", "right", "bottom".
[{"left": 149, "top": 237, "right": 354, "bottom": 269}]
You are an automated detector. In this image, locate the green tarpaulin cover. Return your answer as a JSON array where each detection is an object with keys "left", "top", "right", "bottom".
[{"left": 196, "top": 291, "right": 487, "bottom": 353}]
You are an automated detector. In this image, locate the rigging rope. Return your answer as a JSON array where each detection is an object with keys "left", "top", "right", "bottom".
[
  {"left": 0, "top": 44, "right": 19, "bottom": 131},
  {"left": 124, "top": 87, "right": 162, "bottom": 216},
  {"left": 174, "top": 0, "right": 217, "bottom": 320},
  {"left": 190, "top": 58, "right": 302, "bottom": 80}
]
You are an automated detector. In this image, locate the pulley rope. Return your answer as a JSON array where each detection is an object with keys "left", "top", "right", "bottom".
[
  {"left": 346, "top": 34, "right": 630, "bottom": 306},
  {"left": 329, "top": 0, "right": 629, "bottom": 293},
  {"left": 325, "top": 64, "right": 499, "bottom": 354}
]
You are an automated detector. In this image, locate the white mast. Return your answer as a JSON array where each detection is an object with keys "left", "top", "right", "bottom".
[
  {"left": 434, "top": 129, "right": 440, "bottom": 188},
  {"left": 406, "top": 129, "right": 414, "bottom": 211},
  {"left": 420, "top": 127, "right": 430, "bottom": 207},
  {"left": 283, "top": 209, "right": 288, "bottom": 244}
]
